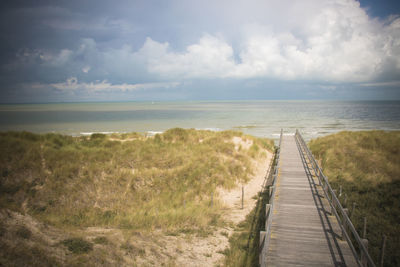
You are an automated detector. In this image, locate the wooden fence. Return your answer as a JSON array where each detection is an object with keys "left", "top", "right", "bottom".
[
  {"left": 259, "top": 129, "right": 282, "bottom": 266},
  {"left": 259, "top": 130, "right": 383, "bottom": 267},
  {"left": 295, "top": 130, "right": 376, "bottom": 267}
]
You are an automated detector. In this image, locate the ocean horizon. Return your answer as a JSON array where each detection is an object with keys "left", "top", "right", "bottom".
[{"left": 1, "top": 100, "right": 399, "bottom": 141}]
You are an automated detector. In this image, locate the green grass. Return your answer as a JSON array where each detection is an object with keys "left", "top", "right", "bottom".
[
  {"left": 0, "top": 128, "right": 273, "bottom": 234},
  {"left": 309, "top": 130, "right": 400, "bottom": 266}
]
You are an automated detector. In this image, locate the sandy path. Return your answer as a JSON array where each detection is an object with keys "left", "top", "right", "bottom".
[{"left": 218, "top": 151, "right": 272, "bottom": 225}]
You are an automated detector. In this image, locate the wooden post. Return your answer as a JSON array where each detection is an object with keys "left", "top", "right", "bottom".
[
  {"left": 363, "top": 217, "right": 367, "bottom": 239},
  {"left": 331, "top": 190, "right": 337, "bottom": 215},
  {"left": 380, "top": 235, "right": 387, "bottom": 267},
  {"left": 241, "top": 186, "right": 244, "bottom": 209},
  {"left": 317, "top": 170, "right": 321, "bottom": 185},
  {"left": 318, "top": 168, "right": 322, "bottom": 185},
  {"left": 210, "top": 191, "right": 213, "bottom": 207},
  {"left": 269, "top": 186, "right": 274, "bottom": 197},
  {"left": 266, "top": 204, "right": 271, "bottom": 219},
  {"left": 259, "top": 231, "right": 266, "bottom": 266},
  {"left": 360, "top": 238, "right": 369, "bottom": 267},
  {"left": 344, "top": 193, "right": 348, "bottom": 208},
  {"left": 260, "top": 231, "right": 266, "bottom": 247},
  {"left": 341, "top": 208, "right": 349, "bottom": 240},
  {"left": 324, "top": 182, "right": 328, "bottom": 195},
  {"left": 265, "top": 204, "right": 271, "bottom": 230},
  {"left": 351, "top": 202, "right": 357, "bottom": 219},
  {"left": 339, "top": 185, "right": 342, "bottom": 197}
]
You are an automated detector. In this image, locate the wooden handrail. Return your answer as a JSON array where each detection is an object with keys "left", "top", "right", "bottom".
[
  {"left": 295, "top": 130, "right": 376, "bottom": 267},
  {"left": 259, "top": 129, "right": 282, "bottom": 267}
]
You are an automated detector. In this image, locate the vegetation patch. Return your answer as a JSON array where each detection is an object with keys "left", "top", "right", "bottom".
[
  {"left": 0, "top": 241, "right": 58, "bottom": 267},
  {"left": 15, "top": 225, "right": 32, "bottom": 239},
  {"left": 0, "top": 129, "right": 273, "bottom": 234},
  {"left": 62, "top": 237, "right": 93, "bottom": 254},
  {"left": 93, "top": 236, "right": 109, "bottom": 245},
  {"left": 0, "top": 128, "right": 273, "bottom": 265},
  {"left": 309, "top": 130, "right": 400, "bottom": 266}
]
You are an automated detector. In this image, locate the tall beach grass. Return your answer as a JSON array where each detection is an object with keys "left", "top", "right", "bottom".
[
  {"left": 309, "top": 130, "right": 400, "bottom": 266},
  {"left": 0, "top": 128, "right": 273, "bottom": 233}
]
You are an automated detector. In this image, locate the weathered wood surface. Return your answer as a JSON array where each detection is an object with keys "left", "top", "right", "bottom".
[{"left": 266, "top": 135, "right": 357, "bottom": 266}]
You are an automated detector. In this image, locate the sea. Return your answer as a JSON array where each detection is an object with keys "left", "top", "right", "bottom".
[{"left": 0, "top": 100, "right": 399, "bottom": 141}]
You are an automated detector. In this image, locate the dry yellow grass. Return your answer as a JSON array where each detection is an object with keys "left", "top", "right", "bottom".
[
  {"left": 0, "top": 128, "right": 274, "bottom": 266},
  {"left": 309, "top": 130, "right": 400, "bottom": 266}
]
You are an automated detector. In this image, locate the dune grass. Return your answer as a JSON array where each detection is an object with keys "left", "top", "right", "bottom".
[
  {"left": 0, "top": 128, "right": 273, "bottom": 235},
  {"left": 309, "top": 130, "right": 400, "bottom": 266}
]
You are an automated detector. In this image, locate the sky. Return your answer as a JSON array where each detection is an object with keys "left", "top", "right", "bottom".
[{"left": 0, "top": 0, "right": 400, "bottom": 103}]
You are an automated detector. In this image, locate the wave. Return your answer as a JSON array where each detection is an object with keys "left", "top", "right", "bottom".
[
  {"left": 195, "top": 127, "right": 222, "bottom": 132},
  {"left": 146, "top": 131, "right": 163, "bottom": 136},
  {"left": 80, "top": 131, "right": 118, "bottom": 136}
]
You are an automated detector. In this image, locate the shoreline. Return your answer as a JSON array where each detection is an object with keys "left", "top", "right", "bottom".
[{"left": 0, "top": 101, "right": 399, "bottom": 141}]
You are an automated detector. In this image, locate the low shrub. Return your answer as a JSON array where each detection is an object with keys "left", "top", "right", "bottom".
[
  {"left": 93, "top": 236, "right": 108, "bottom": 245},
  {"left": 15, "top": 225, "right": 32, "bottom": 239},
  {"left": 61, "top": 237, "right": 93, "bottom": 254}
]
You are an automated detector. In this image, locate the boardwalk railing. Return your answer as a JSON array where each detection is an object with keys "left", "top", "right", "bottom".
[
  {"left": 259, "top": 129, "right": 282, "bottom": 266},
  {"left": 295, "top": 130, "right": 376, "bottom": 267}
]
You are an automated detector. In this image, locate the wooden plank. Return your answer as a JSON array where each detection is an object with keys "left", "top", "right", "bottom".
[{"left": 266, "top": 135, "right": 358, "bottom": 266}]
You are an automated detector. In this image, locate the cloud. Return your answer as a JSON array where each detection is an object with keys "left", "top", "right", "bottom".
[
  {"left": 134, "top": 1, "right": 400, "bottom": 83},
  {"left": 360, "top": 81, "right": 400, "bottom": 87},
  {"left": 48, "top": 77, "right": 180, "bottom": 92},
  {"left": 5, "top": 48, "right": 74, "bottom": 71},
  {"left": 1, "top": 0, "right": 400, "bottom": 102},
  {"left": 140, "top": 35, "right": 236, "bottom": 79},
  {"left": 82, "top": 66, "right": 91, "bottom": 73},
  {"left": 9, "top": 0, "right": 400, "bottom": 85}
]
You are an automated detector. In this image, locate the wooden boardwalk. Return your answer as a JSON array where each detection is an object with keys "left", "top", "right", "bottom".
[{"left": 265, "top": 135, "right": 358, "bottom": 266}]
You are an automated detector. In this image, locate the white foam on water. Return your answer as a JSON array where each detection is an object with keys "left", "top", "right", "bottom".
[
  {"left": 80, "top": 131, "right": 116, "bottom": 136},
  {"left": 195, "top": 127, "right": 222, "bottom": 132},
  {"left": 146, "top": 131, "right": 163, "bottom": 136}
]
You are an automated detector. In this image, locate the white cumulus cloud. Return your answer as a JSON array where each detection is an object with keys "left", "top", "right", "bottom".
[
  {"left": 134, "top": 0, "right": 400, "bottom": 83},
  {"left": 140, "top": 35, "right": 236, "bottom": 79}
]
